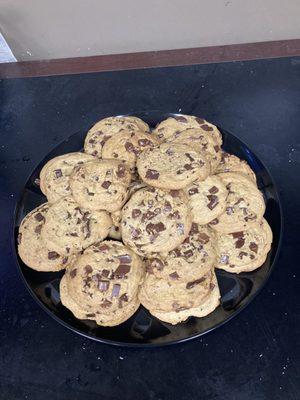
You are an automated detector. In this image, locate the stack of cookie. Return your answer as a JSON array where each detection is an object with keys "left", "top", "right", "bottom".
[{"left": 18, "top": 114, "right": 272, "bottom": 326}]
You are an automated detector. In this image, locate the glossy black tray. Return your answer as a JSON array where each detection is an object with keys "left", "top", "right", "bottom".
[{"left": 13, "top": 112, "right": 283, "bottom": 347}]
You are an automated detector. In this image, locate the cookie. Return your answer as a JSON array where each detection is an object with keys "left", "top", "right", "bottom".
[
  {"left": 18, "top": 203, "right": 76, "bottom": 271},
  {"left": 167, "top": 128, "right": 221, "bottom": 172},
  {"left": 108, "top": 210, "right": 122, "bottom": 240},
  {"left": 137, "top": 143, "right": 210, "bottom": 189},
  {"left": 139, "top": 270, "right": 213, "bottom": 313},
  {"left": 148, "top": 272, "right": 220, "bottom": 324},
  {"left": 40, "top": 152, "right": 95, "bottom": 203},
  {"left": 84, "top": 116, "right": 149, "bottom": 158},
  {"left": 153, "top": 114, "right": 222, "bottom": 146},
  {"left": 60, "top": 240, "right": 144, "bottom": 326},
  {"left": 70, "top": 159, "right": 131, "bottom": 213},
  {"left": 185, "top": 175, "right": 228, "bottom": 225},
  {"left": 145, "top": 223, "right": 216, "bottom": 283},
  {"left": 41, "top": 196, "right": 112, "bottom": 255},
  {"left": 101, "top": 130, "right": 159, "bottom": 172},
  {"left": 215, "top": 152, "right": 257, "bottom": 183},
  {"left": 60, "top": 276, "right": 140, "bottom": 326},
  {"left": 215, "top": 218, "right": 272, "bottom": 273},
  {"left": 210, "top": 173, "right": 265, "bottom": 233},
  {"left": 121, "top": 187, "right": 192, "bottom": 256}
]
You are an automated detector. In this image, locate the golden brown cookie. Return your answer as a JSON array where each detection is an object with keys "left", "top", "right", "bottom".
[
  {"left": 215, "top": 152, "right": 257, "bottom": 183},
  {"left": 215, "top": 218, "right": 272, "bottom": 273},
  {"left": 137, "top": 143, "right": 210, "bottom": 189},
  {"left": 210, "top": 173, "right": 265, "bottom": 233},
  {"left": 18, "top": 203, "right": 76, "bottom": 271},
  {"left": 185, "top": 175, "right": 228, "bottom": 225},
  {"left": 70, "top": 159, "right": 131, "bottom": 212},
  {"left": 121, "top": 187, "right": 192, "bottom": 256},
  {"left": 41, "top": 196, "right": 112, "bottom": 255},
  {"left": 40, "top": 152, "right": 95, "bottom": 203}
]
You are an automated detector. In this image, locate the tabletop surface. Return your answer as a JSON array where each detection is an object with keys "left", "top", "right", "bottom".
[{"left": 0, "top": 56, "right": 300, "bottom": 400}]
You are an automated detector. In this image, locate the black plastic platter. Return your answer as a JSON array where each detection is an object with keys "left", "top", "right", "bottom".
[{"left": 13, "top": 112, "right": 282, "bottom": 347}]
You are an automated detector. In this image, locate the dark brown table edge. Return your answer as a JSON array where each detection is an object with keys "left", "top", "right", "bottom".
[{"left": 0, "top": 39, "right": 300, "bottom": 79}]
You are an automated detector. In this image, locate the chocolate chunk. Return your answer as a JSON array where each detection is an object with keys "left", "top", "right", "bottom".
[
  {"left": 91, "top": 150, "right": 98, "bottom": 156},
  {"left": 163, "top": 201, "right": 172, "bottom": 212},
  {"left": 151, "top": 258, "right": 164, "bottom": 271},
  {"left": 186, "top": 277, "right": 205, "bottom": 289},
  {"left": 132, "top": 209, "right": 141, "bottom": 218},
  {"left": 98, "top": 244, "right": 109, "bottom": 252},
  {"left": 146, "top": 222, "right": 166, "bottom": 235},
  {"left": 209, "top": 186, "right": 219, "bottom": 194},
  {"left": 195, "top": 117, "right": 205, "bottom": 125},
  {"left": 172, "top": 248, "right": 182, "bottom": 257},
  {"left": 210, "top": 283, "right": 215, "bottom": 290},
  {"left": 185, "top": 153, "right": 195, "bottom": 162},
  {"left": 111, "top": 284, "right": 121, "bottom": 297},
  {"left": 214, "top": 145, "right": 220, "bottom": 153},
  {"left": 234, "top": 198, "right": 244, "bottom": 206},
  {"left": 201, "top": 124, "right": 213, "bottom": 131},
  {"left": 138, "top": 138, "right": 152, "bottom": 147},
  {"left": 34, "top": 225, "right": 42, "bottom": 234},
  {"left": 166, "top": 148, "right": 174, "bottom": 156},
  {"left": 54, "top": 169, "right": 63, "bottom": 178},
  {"left": 131, "top": 228, "right": 141, "bottom": 238},
  {"left": 118, "top": 254, "right": 132, "bottom": 264},
  {"left": 101, "top": 181, "right": 111, "bottom": 189},
  {"left": 174, "top": 115, "right": 188, "bottom": 122},
  {"left": 169, "top": 210, "right": 180, "bottom": 220},
  {"left": 69, "top": 232, "right": 78, "bottom": 237},
  {"left": 188, "top": 187, "right": 199, "bottom": 196},
  {"left": 231, "top": 231, "right": 244, "bottom": 239},
  {"left": 142, "top": 210, "right": 156, "bottom": 222},
  {"left": 184, "top": 164, "right": 193, "bottom": 170},
  {"left": 101, "top": 299, "right": 112, "bottom": 308},
  {"left": 154, "top": 207, "right": 161, "bottom": 215},
  {"left": 177, "top": 223, "right": 185, "bottom": 235},
  {"left": 183, "top": 249, "right": 193, "bottom": 257},
  {"left": 116, "top": 164, "right": 126, "bottom": 178},
  {"left": 62, "top": 257, "right": 68, "bottom": 265},
  {"left": 190, "top": 223, "right": 199, "bottom": 234},
  {"left": 169, "top": 272, "right": 179, "bottom": 280},
  {"left": 220, "top": 254, "right": 229, "bottom": 264},
  {"left": 84, "top": 220, "right": 91, "bottom": 239},
  {"left": 115, "top": 264, "right": 131, "bottom": 278},
  {"left": 169, "top": 190, "right": 180, "bottom": 198},
  {"left": 172, "top": 302, "right": 187, "bottom": 312},
  {"left": 207, "top": 195, "right": 219, "bottom": 210},
  {"left": 102, "top": 269, "right": 110, "bottom": 277},
  {"left": 235, "top": 238, "right": 245, "bottom": 248},
  {"left": 70, "top": 268, "right": 77, "bottom": 278},
  {"left": 98, "top": 280, "right": 110, "bottom": 292},
  {"left": 81, "top": 174, "right": 86, "bottom": 179},
  {"left": 85, "top": 265, "right": 93, "bottom": 273},
  {"left": 48, "top": 251, "right": 60, "bottom": 260},
  {"left": 88, "top": 139, "right": 95, "bottom": 144},
  {"left": 249, "top": 242, "right": 258, "bottom": 253},
  {"left": 198, "top": 232, "right": 210, "bottom": 244},
  {"left": 118, "top": 293, "right": 129, "bottom": 308},
  {"left": 245, "top": 215, "right": 256, "bottom": 222},
  {"left": 239, "top": 251, "right": 248, "bottom": 259},
  {"left": 226, "top": 206, "right": 234, "bottom": 215},
  {"left": 145, "top": 169, "right": 160, "bottom": 180},
  {"left": 34, "top": 213, "right": 45, "bottom": 222},
  {"left": 125, "top": 141, "right": 136, "bottom": 153},
  {"left": 86, "top": 313, "right": 95, "bottom": 318}
]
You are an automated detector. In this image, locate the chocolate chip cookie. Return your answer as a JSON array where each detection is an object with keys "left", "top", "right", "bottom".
[
  {"left": 70, "top": 159, "right": 131, "bottom": 213},
  {"left": 153, "top": 114, "right": 222, "bottom": 146},
  {"left": 145, "top": 223, "right": 216, "bottom": 283},
  {"left": 215, "top": 218, "right": 272, "bottom": 273},
  {"left": 185, "top": 175, "right": 228, "bottom": 225},
  {"left": 210, "top": 173, "right": 265, "bottom": 233},
  {"left": 84, "top": 116, "right": 149, "bottom": 158},
  {"left": 18, "top": 203, "right": 76, "bottom": 271},
  {"left": 40, "top": 152, "right": 95, "bottom": 203},
  {"left": 41, "top": 196, "right": 112, "bottom": 255},
  {"left": 121, "top": 187, "right": 192, "bottom": 256},
  {"left": 137, "top": 143, "right": 210, "bottom": 189},
  {"left": 60, "top": 240, "right": 144, "bottom": 326}
]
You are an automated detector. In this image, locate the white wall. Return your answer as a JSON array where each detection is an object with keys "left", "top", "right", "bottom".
[{"left": 0, "top": 0, "right": 299, "bottom": 61}]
